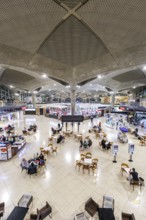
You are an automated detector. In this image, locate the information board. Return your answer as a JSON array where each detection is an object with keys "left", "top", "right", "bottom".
[
  {"left": 128, "top": 144, "right": 135, "bottom": 154},
  {"left": 61, "top": 115, "right": 84, "bottom": 122},
  {"left": 112, "top": 145, "right": 118, "bottom": 155}
]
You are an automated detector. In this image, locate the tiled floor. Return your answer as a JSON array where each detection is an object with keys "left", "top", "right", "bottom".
[{"left": 0, "top": 112, "right": 146, "bottom": 219}]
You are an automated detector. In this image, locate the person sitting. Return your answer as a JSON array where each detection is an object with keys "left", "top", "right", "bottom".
[
  {"left": 28, "top": 162, "right": 37, "bottom": 175},
  {"left": 83, "top": 140, "right": 88, "bottom": 148},
  {"left": 21, "top": 158, "right": 29, "bottom": 170},
  {"left": 57, "top": 134, "right": 65, "bottom": 143},
  {"left": 51, "top": 127, "right": 56, "bottom": 135},
  {"left": 130, "top": 168, "right": 139, "bottom": 182},
  {"left": 79, "top": 138, "right": 83, "bottom": 149},
  {"left": 101, "top": 139, "right": 106, "bottom": 149},
  {"left": 88, "top": 138, "right": 92, "bottom": 148},
  {"left": 39, "top": 152, "right": 44, "bottom": 160}
]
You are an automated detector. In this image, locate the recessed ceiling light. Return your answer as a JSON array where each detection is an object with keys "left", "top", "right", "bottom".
[
  {"left": 54, "top": 83, "right": 56, "bottom": 86},
  {"left": 97, "top": 75, "right": 101, "bottom": 79},
  {"left": 142, "top": 66, "right": 146, "bottom": 71},
  {"left": 133, "top": 86, "right": 136, "bottom": 89},
  {"left": 33, "top": 91, "right": 38, "bottom": 94},
  {"left": 42, "top": 74, "right": 47, "bottom": 78},
  {"left": 9, "top": 85, "right": 14, "bottom": 88}
]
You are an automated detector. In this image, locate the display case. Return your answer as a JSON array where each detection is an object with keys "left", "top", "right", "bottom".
[{"left": 0, "top": 143, "right": 12, "bottom": 160}]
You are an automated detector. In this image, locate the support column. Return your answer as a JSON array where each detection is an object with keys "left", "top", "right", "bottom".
[
  {"left": 111, "top": 94, "right": 115, "bottom": 107},
  {"left": 32, "top": 94, "right": 36, "bottom": 108},
  {"left": 71, "top": 91, "right": 76, "bottom": 115}
]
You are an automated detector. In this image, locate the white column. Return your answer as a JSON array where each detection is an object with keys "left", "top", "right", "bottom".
[{"left": 71, "top": 91, "right": 76, "bottom": 115}]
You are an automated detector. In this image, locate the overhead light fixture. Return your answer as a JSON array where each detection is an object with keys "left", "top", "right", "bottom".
[
  {"left": 97, "top": 75, "right": 101, "bottom": 79},
  {"left": 66, "top": 85, "right": 70, "bottom": 88},
  {"left": 142, "top": 66, "right": 146, "bottom": 71},
  {"left": 42, "top": 74, "right": 47, "bottom": 78},
  {"left": 14, "top": 93, "right": 19, "bottom": 96},
  {"left": 33, "top": 91, "right": 38, "bottom": 94},
  {"left": 133, "top": 86, "right": 136, "bottom": 89},
  {"left": 76, "top": 85, "right": 80, "bottom": 88},
  {"left": 54, "top": 83, "right": 56, "bottom": 86},
  {"left": 9, "top": 85, "right": 14, "bottom": 88}
]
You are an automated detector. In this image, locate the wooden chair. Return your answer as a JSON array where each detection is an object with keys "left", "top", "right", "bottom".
[
  {"left": 139, "top": 139, "right": 145, "bottom": 146},
  {"left": 92, "top": 158, "right": 98, "bottom": 165},
  {"left": 85, "top": 152, "right": 92, "bottom": 159},
  {"left": 121, "top": 163, "right": 129, "bottom": 176},
  {"left": 75, "top": 160, "right": 82, "bottom": 171},
  {"left": 0, "top": 202, "right": 5, "bottom": 219},
  {"left": 52, "top": 147, "right": 57, "bottom": 155},
  {"left": 95, "top": 133, "right": 100, "bottom": 139},
  {"left": 83, "top": 164, "right": 90, "bottom": 174},
  {"left": 80, "top": 153, "right": 85, "bottom": 161},
  {"left": 90, "top": 163, "right": 97, "bottom": 174},
  {"left": 130, "top": 180, "right": 143, "bottom": 191},
  {"left": 40, "top": 147, "right": 44, "bottom": 152}
]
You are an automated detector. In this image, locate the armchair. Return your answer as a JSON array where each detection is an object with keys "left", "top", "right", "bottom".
[
  {"left": 0, "top": 202, "right": 5, "bottom": 219},
  {"left": 121, "top": 212, "right": 136, "bottom": 220},
  {"left": 102, "top": 195, "right": 114, "bottom": 212},
  {"left": 37, "top": 202, "right": 52, "bottom": 219},
  {"left": 85, "top": 197, "right": 99, "bottom": 217}
]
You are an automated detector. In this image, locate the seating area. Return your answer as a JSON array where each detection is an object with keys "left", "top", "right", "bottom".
[
  {"left": 30, "top": 202, "right": 52, "bottom": 220},
  {"left": 121, "top": 212, "right": 136, "bottom": 220},
  {"left": 75, "top": 153, "right": 98, "bottom": 174}
]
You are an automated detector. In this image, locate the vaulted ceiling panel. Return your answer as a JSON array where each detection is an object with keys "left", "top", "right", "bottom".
[
  {"left": 112, "top": 69, "right": 145, "bottom": 82},
  {"left": 38, "top": 15, "right": 108, "bottom": 67}
]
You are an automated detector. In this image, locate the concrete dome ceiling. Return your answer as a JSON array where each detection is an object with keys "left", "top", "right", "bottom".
[{"left": 0, "top": 0, "right": 146, "bottom": 91}]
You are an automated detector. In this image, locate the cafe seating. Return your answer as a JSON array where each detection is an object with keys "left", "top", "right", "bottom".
[
  {"left": 52, "top": 147, "right": 57, "bottom": 155},
  {"left": 102, "top": 195, "right": 114, "bottom": 212},
  {"left": 74, "top": 212, "right": 88, "bottom": 220},
  {"left": 83, "top": 164, "right": 90, "bottom": 174},
  {"left": 85, "top": 153, "right": 92, "bottom": 159},
  {"left": 130, "top": 179, "right": 143, "bottom": 191},
  {"left": 85, "top": 197, "right": 99, "bottom": 217},
  {"left": 75, "top": 160, "right": 82, "bottom": 171},
  {"left": 121, "top": 163, "right": 129, "bottom": 176},
  {"left": 80, "top": 153, "right": 85, "bottom": 161},
  {"left": 121, "top": 212, "right": 136, "bottom": 220},
  {"left": 139, "top": 139, "right": 145, "bottom": 146},
  {"left": 30, "top": 213, "right": 40, "bottom": 220},
  {"left": 37, "top": 201, "right": 52, "bottom": 219},
  {"left": 0, "top": 202, "right": 5, "bottom": 219},
  {"left": 90, "top": 163, "right": 97, "bottom": 174}
]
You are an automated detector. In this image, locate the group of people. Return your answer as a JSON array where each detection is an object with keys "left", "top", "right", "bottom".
[
  {"left": 80, "top": 137, "right": 92, "bottom": 150},
  {"left": 51, "top": 123, "right": 62, "bottom": 135},
  {"left": 23, "top": 124, "right": 37, "bottom": 135},
  {"left": 101, "top": 139, "right": 112, "bottom": 150},
  {"left": 21, "top": 152, "right": 45, "bottom": 175}
]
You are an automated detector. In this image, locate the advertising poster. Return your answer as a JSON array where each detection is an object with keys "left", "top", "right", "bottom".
[
  {"left": 112, "top": 145, "right": 118, "bottom": 155},
  {"left": 0, "top": 147, "right": 7, "bottom": 160},
  {"left": 128, "top": 144, "right": 134, "bottom": 154}
]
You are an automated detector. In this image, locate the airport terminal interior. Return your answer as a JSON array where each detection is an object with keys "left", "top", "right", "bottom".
[{"left": 0, "top": 0, "right": 146, "bottom": 220}]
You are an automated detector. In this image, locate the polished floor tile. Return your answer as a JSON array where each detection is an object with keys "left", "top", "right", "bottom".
[{"left": 0, "top": 112, "right": 146, "bottom": 219}]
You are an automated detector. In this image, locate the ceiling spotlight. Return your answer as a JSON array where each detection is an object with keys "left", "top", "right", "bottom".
[
  {"left": 142, "top": 66, "right": 146, "bottom": 71},
  {"left": 66, "top": 85, "right": 70, "bottom": 88},
  {"left": 98, "top": 75, "right": 101, "bottom": 79},
  {"left": 42, "top": 74, "right": 47, "bottom": 78},
  {"left": 9, "top": 85, "right": 14, "bottom": 88},
  {"left": 133, "top": 86, "right": 136, "bottom": 89},
  {"left": 33, "top": 91, "right": 38, "bottom": 94},
  {"left": 14, "top": 93, "right": 19, "bottom": 96},
  {"left": 54, "top": 83, "right": 56, "bottom": 86}
]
